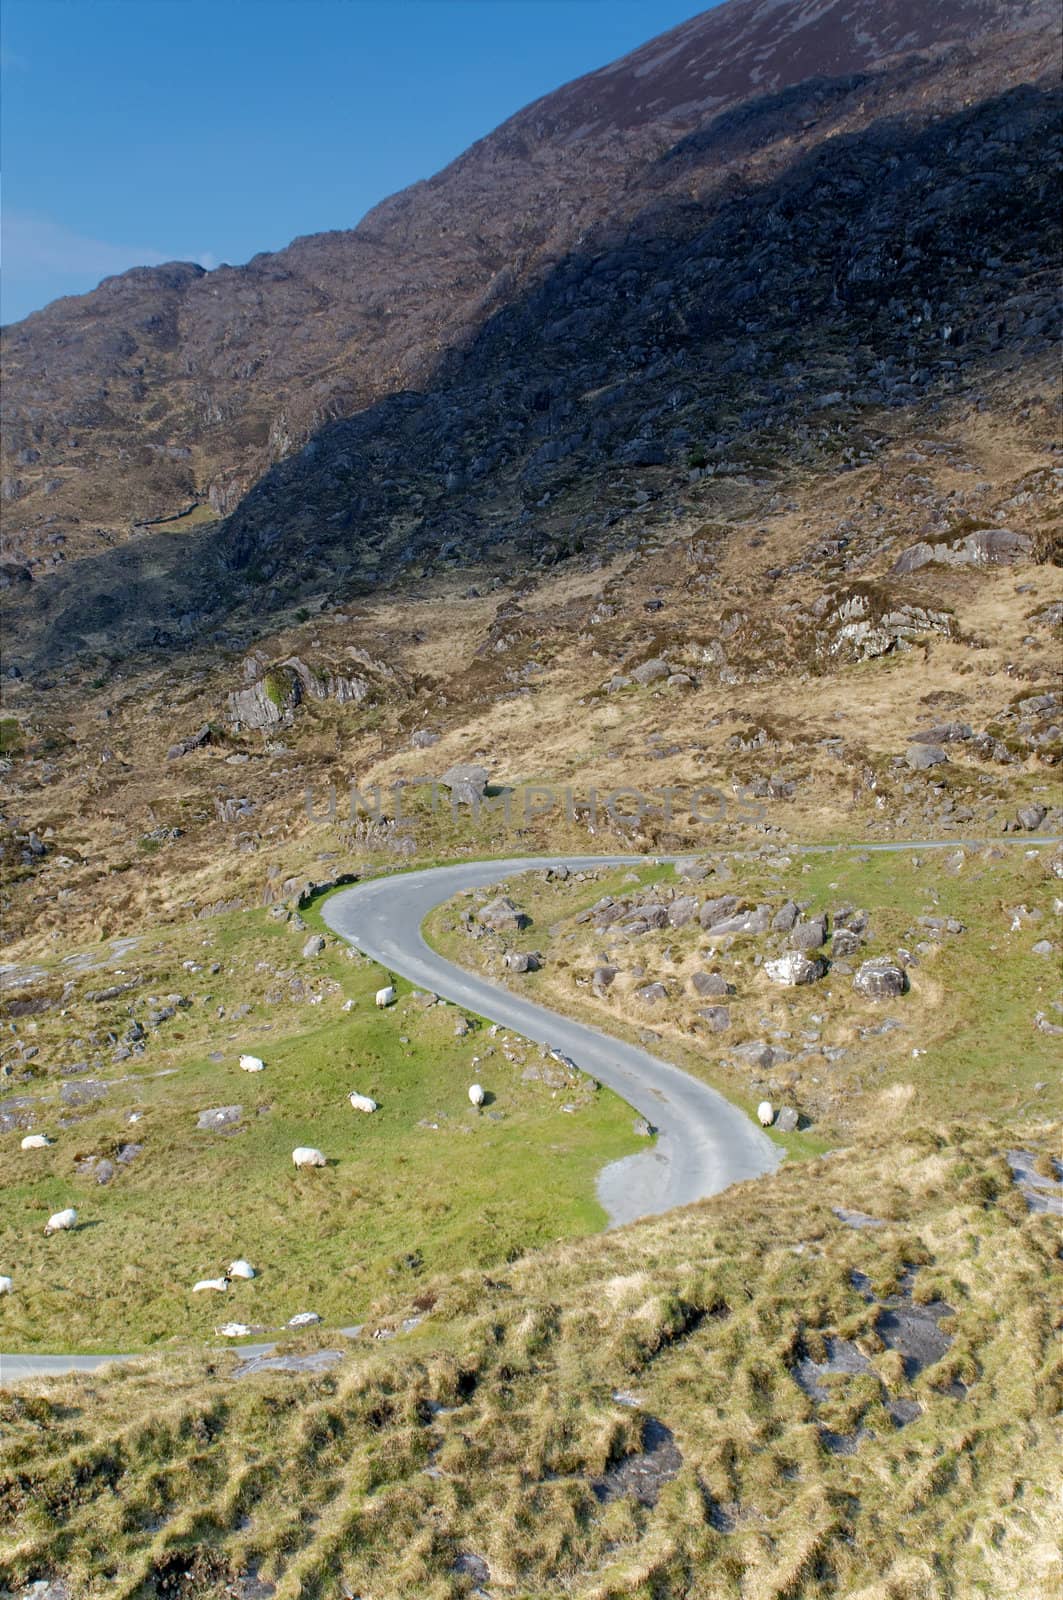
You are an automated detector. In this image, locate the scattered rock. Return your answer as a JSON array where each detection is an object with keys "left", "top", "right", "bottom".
[
  {"left": 635, "top": 982, "right": 669, "bottom": 1004},
  {"left": 197, "top": 1105, "right": 243, "bottom": 1131},
  {"left": 775, "top": 1106, "right": 799, "bottom": 1133},
  {"left": 301, "top": 934, "right": 326, "bottom": 958}
]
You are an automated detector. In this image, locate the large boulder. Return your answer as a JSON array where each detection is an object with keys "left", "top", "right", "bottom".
[
  {"left": 1017, "top": 804, "right": 1047, "bottom": 831},
  {"left": 504, "top": 951, "right": 540, "bottom": 973},
  {"left": 667, "top": 895, "right": 701, "bottom": 927},
  {"left": 853, "top": 958, "right": 908, "bottom": 1000},
  {"left": 441, "top": 764, "right": 490, "bottom": 804},
  {"left": 631, "top": 658, "right": 671, "bottom": 685},
  {"left": 789, "top": 914, "right": 827, "bottom": 951},
  {"left": 707, "top": 904, "right": 773, "bottom": 937},
  {"left": 905, "top": 743, "right": 948, "bottom": 771},
  {"left": 699, "top": 894, "right": 741, "bottom": 929},
  {"left": 691, "top": 971, "right": 734, "bottom": 997},
  {"left": 477, "top": 895, "right": 527, "bottom": 932},
  {"left": 635, "top": 982, "right": 669, "bottom": 1004},
  {"left": 764, "top": 952, "right": 826, "bottom": 986}
]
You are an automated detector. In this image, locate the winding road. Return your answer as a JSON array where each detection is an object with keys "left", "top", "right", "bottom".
[
  {"left": 322, "top": 855, "right": 779, "bottom": 1224},
  {"left": 4, "top": 838, "right": 1056, "bottom": 1383}
]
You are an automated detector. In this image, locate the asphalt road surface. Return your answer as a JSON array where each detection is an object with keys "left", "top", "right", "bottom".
[{"left": 321, "top": 854, "right": 780, "bottom": 1225}]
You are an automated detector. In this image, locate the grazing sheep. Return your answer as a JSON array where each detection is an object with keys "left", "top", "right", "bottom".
[
  {"left": 757, "top": 1101, "right": 775, "bottom": 1127},
  {"left": 468, "top": 1083, "right": 485, "bottom": 1107},
  {"left": 349, "top": 1092, "right": 379, "bottom": 1114},
  {"left": 193, "top": 1275, "right": 230, "bottom": 1293},
  {"left": 375, "top": 985, "right": 396, "bottom": 1007},
  {"left": 44, "top": 1207, "right": 78, "bottom": 1236},
  {"left": 227, "top": 1259, "right": 256, "bottom": 1280},
  {"left": 239, "top": 1054, "right": 266, "bottom": 1073},
  {"left": 21, "top": 1133, "right": 53, "bottom": 1150},
  {"left": 0, "top": 1276, "right": 12, "bottom": 1295},
  {"left": 292, "top": 1146, "right": 327, "bottom": 1168}
]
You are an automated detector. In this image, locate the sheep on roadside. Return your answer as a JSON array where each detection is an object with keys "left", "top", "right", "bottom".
[
  {"left": 192, "top": 1275, "right": 230, "bottom": 1293},
  {"left": 468, "top": 1083, "right": 485, "bottom": 1107},
  {"left": 292, "top": 1146, "right": 327, "bottom": 1168},
  {"left": 0, "top": 1276, "right": 12, "bottom": 1295},
  {"left": 349, "top": 1092, "right": 379, "bottom": 1114},
  {"left": 228, "top": 1259, "right": 256, "bottom": 1280},
  {"left": 44, "top": 1208, "right": 78, "bottom": 1236},
  {"left": 375, "top": 985, "right": 396, "bottom": 1008},
  {"left": 21, "top": 1133, "right": 53, "bottom": 1150},
  {"left": 239, "top": 1054, "right": 266, "bottom": 1073},
  {"left": 757, "top": 1101, "right": 775, "bottom": 1127}
]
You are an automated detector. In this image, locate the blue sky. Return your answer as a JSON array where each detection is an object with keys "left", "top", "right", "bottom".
[{"left": 2, "top": 0, "right": 715, "bottom": 324}]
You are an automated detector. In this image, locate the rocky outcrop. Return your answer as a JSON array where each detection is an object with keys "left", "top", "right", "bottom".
[{"left": 892, "top": 528, "right": 1033, "bottom": 574}]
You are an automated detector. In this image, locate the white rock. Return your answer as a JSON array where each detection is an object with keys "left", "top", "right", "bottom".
[
  {"left": 193, "top": 1276, "right": 229, "bottom": 1293},
  {"left": 375, "top": 985, "right": 396, "bottom": 1007},
  {"left": 0, "top": 1275, "right": 12, "bottom": 1294},
  {"left": 21, "top": 1133, "right": 53, "bottom": 1150},
  {"left": 764, "top": 952, "right": 826, "bottom": 986},
  {"left": 44, "top": 1207, "right": 77, "bottom": 1236},
  {"left": 757, "top": 1101, "right": 775, "bottom": 1127},
  {"left": 349, "top": 1092, "right": 379, "bottom": 1114},
  {"left": 218, "top": 1322, "right": 253, "bottom": 1337},
  {"left": 288, "top": 1310, "right": 321, "bottom": 1327},
  {"left": 227, "top": 1259, "right": 256, "bottom": 1279},
  {"left": 239, "top": 1054, "right": 266, "bottom": 1073},
  {"left": 292, "top": 1146, "right": 327, "bottom": 1168},
  {"left": 468, "top": 1083, "right": 485, "bottom": 1107}
]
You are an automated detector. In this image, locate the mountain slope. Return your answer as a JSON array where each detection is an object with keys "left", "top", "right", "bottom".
[{"left": 1, "top": 0, "right": 1057, "bottom": 591}]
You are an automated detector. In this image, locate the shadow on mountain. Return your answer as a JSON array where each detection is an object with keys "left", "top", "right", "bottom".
[{"left": 5, "top": 77, "right": 1059, "bottom": 678}]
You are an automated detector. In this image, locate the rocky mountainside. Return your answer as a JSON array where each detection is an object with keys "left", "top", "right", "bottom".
[{"left": 1, "top": 0, "right": 1058, "bottom": 665}]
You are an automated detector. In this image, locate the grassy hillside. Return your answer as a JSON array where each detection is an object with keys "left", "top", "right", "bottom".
[
  {"left": 0, "top": 907, "right": 641, "bottom": 1352},
  {"left": 2, "top": 1122, "right": 1059, "bottom": 1599}
]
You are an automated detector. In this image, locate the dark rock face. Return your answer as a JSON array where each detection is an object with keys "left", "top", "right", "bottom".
[
  {"left": 2, "top": 2, "right": 1059, "bottom": 668},
  {"left": 590, "top": 1416, "right": 682, "bottom": 1508}
]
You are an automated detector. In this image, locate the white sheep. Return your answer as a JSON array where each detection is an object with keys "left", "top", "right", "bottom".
[
  {"left": 21, "top": 1133, "right": 53, "bottom": 1150},
  {"left": 227, "top": 1259, "right": 256, "bottom": 1280},
  {"left": 44, "top": 1207, "right": 78, "bottom": 1236},
  {"left": 0, "top": 1275, "right": 12, "bottom": 1295},
  {"left": 217, "top": 1322, "right": 253, "bottom": 1337},
  {"left": 292, "top": 1146, "right": 327, "bottom": 1168},
  {"left": 239, "top": 1054, "right": 266, "bottom": 1073},
  {"left": 375, "top": 985, "right": 396, "bottom": 1008},
  {"left": 349, "top": 1092, "right": 379, "bottom": 1114},
  {"left": 757, "top": 1101, "right": 775, "bottom": 1127},
  {"left": 193, "top": 1276, "right": 230, "bottom": 1293},
  {"left": 468, "top": 1083, "right": 485, "bottom": 1107}
]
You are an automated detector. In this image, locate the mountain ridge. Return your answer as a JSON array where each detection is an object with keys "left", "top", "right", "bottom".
[{"left": 2, "top": 0, "right": 1058, "bottom": 606}]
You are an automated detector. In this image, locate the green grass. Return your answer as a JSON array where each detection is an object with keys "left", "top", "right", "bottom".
[{"left": 0, "top": 909, "right": 643, "bottom": 1353}]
